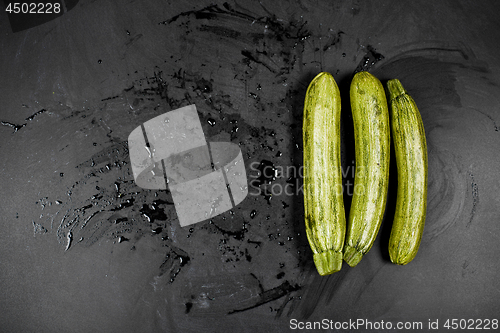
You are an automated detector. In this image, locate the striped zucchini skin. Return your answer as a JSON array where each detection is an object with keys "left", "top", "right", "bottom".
[
  {"left": 344, "top": 71, "right": 390, "bottom": 267},
  {"left": 303, "top": 72, "right": 346, "bottom": 276},
  {"left": 387, "top": 79, "right": 428, "bottom": 265}
]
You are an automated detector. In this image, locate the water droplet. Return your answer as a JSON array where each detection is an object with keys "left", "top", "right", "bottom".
[
  {"left": 250, "top": 210, "right": 257, "bottom": 218},
  {"left": 207, "top": 118, "right": 216, "bottom": 126},
  {"left": 145, "top": 146, "right": 152, "bottom": 158}
]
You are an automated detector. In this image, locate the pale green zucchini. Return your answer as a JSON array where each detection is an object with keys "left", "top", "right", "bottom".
[
  {"left": 303, "top": 72, "right": 346, "bottom": 275},
  {"left": 387, "top": 79, "right": 428, "bottom": 265},
  {"left": 344, "top": 71, "right": 391, "bottom": 267}
]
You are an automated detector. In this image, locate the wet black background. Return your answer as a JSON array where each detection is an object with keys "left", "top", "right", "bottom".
[{"left": 1, "top": 1, "right": 500, "bottom": 332}]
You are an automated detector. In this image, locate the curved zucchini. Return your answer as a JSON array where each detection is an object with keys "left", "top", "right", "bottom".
[
  {"left": 387, "top": 79, "right": 428, "bottom": 265},
  {"left": 303, "top": 72, "right": 346, "bottom": 275},
  {"left": 344, "top": 71, "right": 390, "bottom": 267}
]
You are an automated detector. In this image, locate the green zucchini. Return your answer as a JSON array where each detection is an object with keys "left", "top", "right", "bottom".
[
  {"left": 387, "top": 79, "right": 428, "bottom": 265},
  {"left": 303, "top": 72, "right": 346, "bottom": 275},
  {"left": 344, "top": 71, "right": 390, "bottom": 267}
]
